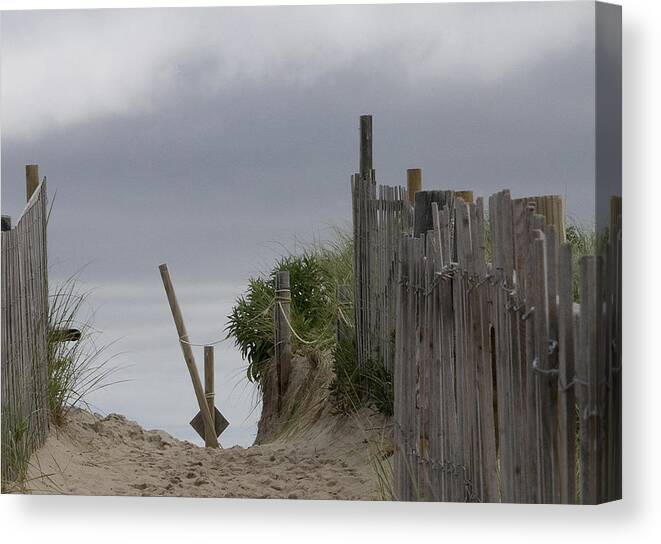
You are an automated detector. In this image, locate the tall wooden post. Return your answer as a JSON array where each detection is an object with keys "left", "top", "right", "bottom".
[
  {"left": 359, "top": 115, "right": 373, "bottom": 180},
  {"left": 26, "top": 164, "right": 39, "bottom": 201},
  {"left": 158, "top": 263, "right": 218, "bottom": 448},
  {"left": 204, "top": 345, "right": 215, "bottom": 448},
  {"left": 406, "top": 169, "right": 422, "bottom": 205},
  {"left": 274, "top": 271, "right": 292, "bottom": 409}
]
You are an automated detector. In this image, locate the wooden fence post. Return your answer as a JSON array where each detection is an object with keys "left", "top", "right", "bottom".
[
  {"left": 158, "top": 263, "right": 218, "bottom": 448},
  {"left": 204, "top": 345, "right": 215, "bottom": 448},
  {"left": 26, "top": 164, "right": 39, "bottom": 201},
  {"left": 406, "top": 169, "right": 422, "bottom": 205},
  {"left": 275, "top": 271, "right": 292, "bottom": 409},
  {"left": 360, "top": 115, "right": 373, "bottom": 179}
]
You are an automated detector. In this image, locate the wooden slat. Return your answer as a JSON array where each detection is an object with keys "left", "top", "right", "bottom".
[
  {"left": 577, "top": 256, "right": 602, "bottom": 504},
  {"left": 557, "top": 242, "right": 576, "bottom": 503}
]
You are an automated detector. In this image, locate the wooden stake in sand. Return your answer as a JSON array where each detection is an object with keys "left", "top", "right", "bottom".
[
  {"left": 159, "top": 263, "right": 219, "bottom": 448},
  {"left": 204, "top": 345, "right": 215, "bottom": 448},
  {"left": 274, "top": 270, "right": 292, "bottom": 410}
]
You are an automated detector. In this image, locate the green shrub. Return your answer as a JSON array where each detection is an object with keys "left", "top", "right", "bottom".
[
  {"left": 226, "top": 231, "right": 396, "bottom": 416},
  {"left": 226, "top": 233, "right": 354, "bottom": 390},
  {"left": 225, "top": 277, "right": 275, "bottom": 386}
]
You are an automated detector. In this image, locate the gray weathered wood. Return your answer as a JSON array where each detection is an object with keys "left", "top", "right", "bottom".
[
  {"left": 577, "top": 256, "right": 603, "bottom": 504},
  {"left": 348, "top": 116, "right": 619, "bottom": 504},
  {"left": 204, "top": 345, "right": 215, "bottom": 447},
  {"left": 557, "top": 242, "right": 576, "bottom": 503},
  {"left": 274, "top": 271, "right": 292, "bottom": 408},
  {"left": 1, "top": 178, "right": 50, "bottom": 482},
  {"left": 360, "top": 115, "right": 373, "bottom": 179},
  {"left": 414, "top": 190, "right": 454, "bottom": 238}
]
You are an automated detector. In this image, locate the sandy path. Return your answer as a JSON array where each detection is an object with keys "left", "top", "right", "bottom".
[{"left": 22, "top": 409, "right": 388, "bottom": 500}]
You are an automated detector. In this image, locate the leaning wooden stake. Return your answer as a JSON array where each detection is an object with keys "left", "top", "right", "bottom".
[
  {"left": 274, "top": 271, "right": 292, "bottom": 410},
  {"left": 204, "top": 345, "right": 216, "bottom": 448},
  {"left": 159, "top": 263, "right": 218, "bottom": 448}
]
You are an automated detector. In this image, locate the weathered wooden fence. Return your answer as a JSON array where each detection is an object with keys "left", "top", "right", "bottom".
[
  {"left": 1, "top": 172, "right": 49, "bottom": 482},
  {"left": 352, "top": 116, "right": 413, "bottom": 372},
  {"left": 391, "top": 192, "right": 621, "bottom": 504},
  {"left": 350, "top": 117, "right": 621, "bottom": 504}
]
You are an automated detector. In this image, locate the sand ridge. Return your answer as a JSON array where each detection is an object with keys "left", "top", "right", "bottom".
[{"left": 22, "top": 408, "right": 389, "bottom": 500}]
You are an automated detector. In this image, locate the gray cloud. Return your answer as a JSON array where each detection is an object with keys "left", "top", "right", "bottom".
[{"left": 1, "top": 4, "right": 593, "bottom": 140}]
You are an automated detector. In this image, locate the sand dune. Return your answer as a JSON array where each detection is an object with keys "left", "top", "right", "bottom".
[
  {"left": 21, "top": 352, "right": 393, "bottom": 500},
  {"left": 22, "top": 408, "right": 390, "bottom": 500}
]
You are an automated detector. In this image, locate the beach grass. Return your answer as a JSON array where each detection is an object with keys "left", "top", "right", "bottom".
[{"left": 47, "top": 275, "right": 121, "bottom": 426}]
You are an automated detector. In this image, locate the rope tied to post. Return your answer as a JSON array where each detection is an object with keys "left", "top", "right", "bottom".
[
  {"left": 277, "top": 301, "right": 318, "bottom": 345},
  {"left": 179, "top": 336, "right": 229, "bottom": 347}
]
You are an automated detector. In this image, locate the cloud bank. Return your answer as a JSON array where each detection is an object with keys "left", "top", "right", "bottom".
[{"left": 2, "top": 4, "right": 593, "bottom": 140}]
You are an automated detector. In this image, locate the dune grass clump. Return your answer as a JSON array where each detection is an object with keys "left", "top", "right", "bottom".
[
  {"left": 0, "top": 412, "right": 30, "bottom": 490},
  {"left": 226, "top": 231, "right": 396, "bottom": 416},
  {"left": 330, "top": 333, "right": 394, "bottom": 417},
  {"left": 47, "top": 276, "right": 119, "bottom": 426},
  {"left": 226, "top": 233, "right": 353, "bottom": 390}
]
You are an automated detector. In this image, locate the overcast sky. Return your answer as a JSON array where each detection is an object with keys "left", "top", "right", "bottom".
[{"left": 1, "top": 3, "right": 597, "bottom": 446}]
